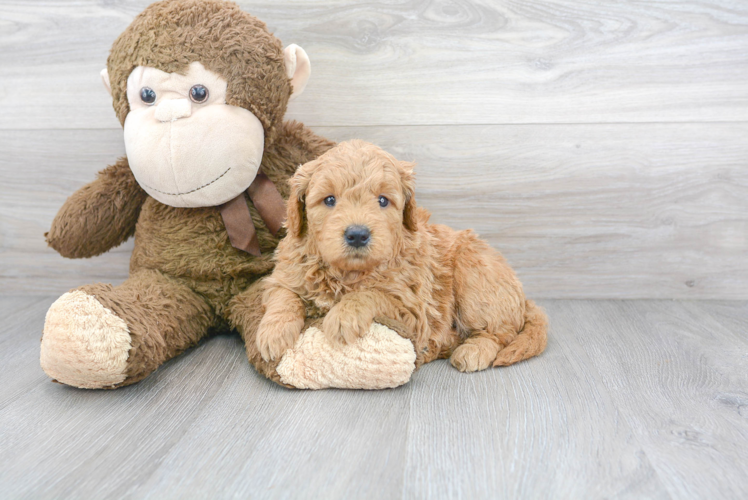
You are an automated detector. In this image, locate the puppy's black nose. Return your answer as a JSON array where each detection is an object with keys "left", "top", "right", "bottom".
[{"left": 344, "top": 225, "right": 371, "bottom": 248}]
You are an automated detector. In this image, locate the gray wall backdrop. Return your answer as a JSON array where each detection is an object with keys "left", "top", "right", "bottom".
[{"left": 1, "top": 0, "right": 747, "bottom": 298}]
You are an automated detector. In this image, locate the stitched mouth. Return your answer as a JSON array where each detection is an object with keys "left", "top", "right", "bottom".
[{"left": 140, "top": 166, "right": 232, "bottom": 196}]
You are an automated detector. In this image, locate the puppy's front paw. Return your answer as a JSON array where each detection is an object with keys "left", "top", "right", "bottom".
[
  {"left": 256, "top": 316, "right": 304, "bottom": 362},
  {"left": 322, "top": 306, "right": 371, "bottom": 347}
]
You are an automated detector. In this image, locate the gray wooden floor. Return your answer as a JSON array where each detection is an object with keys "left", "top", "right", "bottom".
[{"left": 1, "top": 296, "right": 746, "bottom": 499}]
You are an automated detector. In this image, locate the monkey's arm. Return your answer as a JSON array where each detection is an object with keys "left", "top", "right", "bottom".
[
  {"left": 261, "top": 121, "right": 336, "bottom": 195},
  {"left": 46, "top": 157, "right": 148, "bottom": 258}
]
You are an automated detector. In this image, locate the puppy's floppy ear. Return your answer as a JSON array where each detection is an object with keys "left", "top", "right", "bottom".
[
  {"left": 399, "top": 161, "right": 418, "bottom": 232},
  {"left": 285, "top": 158, "right": 318, "bottom": 237}
]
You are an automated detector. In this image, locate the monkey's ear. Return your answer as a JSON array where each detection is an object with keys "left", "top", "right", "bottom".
[
  {"left": 399, "top": 161, "right": 418, "bottom": 232},
  {"left": 100, "top": 68, "right": 112, "bottom": 96},
  {"left": 283, "top": 44, "right": 311, "bottom": 100}
]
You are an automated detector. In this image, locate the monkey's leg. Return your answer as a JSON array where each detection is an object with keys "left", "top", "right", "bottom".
[
  {"left": 227, "top": 281, "right": 416, "bottom": 390},
  {"left": 41, "top": 269, "right": 216, "bottom": 388},
  {"left": 226, "top": 280, "right": 288, "bottom": 386}
]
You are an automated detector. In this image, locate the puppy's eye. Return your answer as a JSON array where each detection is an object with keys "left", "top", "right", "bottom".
[
  {"left": 378, "top": 196, "right": 389, "bottom": 208},
  {"left": 140, "top": 87, "right": 156, "bottom": 105},
  {"left": 190, "top": 85, "right": 209, "bottom": 103},
  {"left": 324, "top": 195, "right": 336, "bottom": 207}
]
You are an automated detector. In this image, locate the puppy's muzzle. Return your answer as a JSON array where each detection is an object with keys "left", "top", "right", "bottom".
[{"left": 344, "top": 225, "right": 371, "bottom": 248}]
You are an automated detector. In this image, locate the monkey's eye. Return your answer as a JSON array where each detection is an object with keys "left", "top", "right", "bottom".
[
  {"left": 324, "top": 196, "right": 336, "bottom": 207},
  {"left": 378, "top": 196, "right": 390, "bottom": 208},
  {"left": 140, "top": 87, "right": 156, "bottom": 105},
  {"left": 190, "top": 85, "right": 209, "bottom": 103}
]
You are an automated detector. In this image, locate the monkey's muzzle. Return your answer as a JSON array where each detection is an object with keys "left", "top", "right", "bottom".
[{"left": 124, "top": 102, "right": 265, "bottom": 208}]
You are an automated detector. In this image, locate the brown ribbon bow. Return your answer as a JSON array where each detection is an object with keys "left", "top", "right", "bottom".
[{"left": 218, "top": 170, "right": 286, "bottom": 256}]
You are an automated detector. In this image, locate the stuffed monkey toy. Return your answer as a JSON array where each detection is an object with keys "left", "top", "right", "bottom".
[{"left": 41, "top": 0, "right": 416, "bottom": 390}]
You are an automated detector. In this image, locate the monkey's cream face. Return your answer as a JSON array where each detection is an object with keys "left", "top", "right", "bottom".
[{"left": 123, "top": 62, "right": 264, "bottom": 207}]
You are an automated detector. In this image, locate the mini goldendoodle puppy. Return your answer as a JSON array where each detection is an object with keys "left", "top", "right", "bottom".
[{"left": 256, "top": 140, "right": 547, "bottom": 373}]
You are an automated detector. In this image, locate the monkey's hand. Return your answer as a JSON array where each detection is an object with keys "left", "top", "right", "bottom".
[{"left": 46, "top": 157, "right": 147, "bottom": 258}]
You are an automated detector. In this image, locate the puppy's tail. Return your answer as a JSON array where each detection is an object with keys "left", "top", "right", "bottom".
[{"left": 493, "top": 300, "right": 548, "bottom": 366}]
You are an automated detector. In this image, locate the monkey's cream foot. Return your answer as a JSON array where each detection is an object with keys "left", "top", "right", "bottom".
[
  {"left": 40, "top": 291, "right": 131, "bottom": 389},
  {"left": 276, "top": 323, "right": 416, "bottom": 390}
]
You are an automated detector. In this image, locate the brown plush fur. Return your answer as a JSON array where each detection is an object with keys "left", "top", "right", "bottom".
[
  {"left": 45, "top": 0, "right": 334, "bottom": 387},
  {"left": 107, "top": 0, "right": 291, "bottom": 147},
  {"left": 45, "top": 157, "right": 147, "bottom": 259},
  {"left": 255, "top": 140, "right": 548, "bottom": 372}
]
